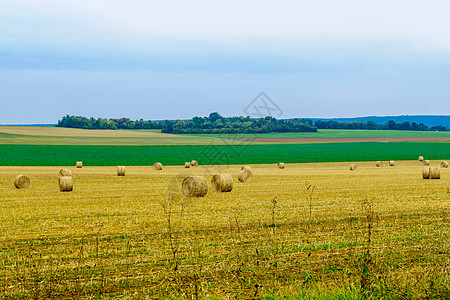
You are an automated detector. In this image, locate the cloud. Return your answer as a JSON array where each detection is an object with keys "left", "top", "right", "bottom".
[
  {"left": 2, "top": 0, "right": 450, "bottom": 123},
  {"left": 3, "top": 0, "right": 450, "bottom": 51}
]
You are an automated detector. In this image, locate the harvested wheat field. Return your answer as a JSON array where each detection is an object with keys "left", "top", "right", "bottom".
[{"left": 0, "top": 161, "right": 448, "bottom": 299}]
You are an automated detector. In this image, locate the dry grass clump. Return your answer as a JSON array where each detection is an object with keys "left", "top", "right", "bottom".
[
  {"left": 182, "top": 176, "right": 208, "bottom": 197},
  {"left": 238, "top": 169, "right": 253, "bottom": 183},
  {"left": 191, "top": 160, "right": 198, "bottom": 166},
  {"left": 277, "top": 162, "right": 285, "bottom": 169},
  {"left": 423, "top": 160, "right": 430, "bottom": 166},
  {"left": 117, "top": 166, "right": 125, "bottom": 176},
  {"left": 423, "top": 167, "right": 441, "bottom": 179},
  {"left": 76, "top": 161, "right": 83, "bottom": 168},
  {"left": 14, "top": 175, "right": 30, "bottom": 189},
  {"left": 58, "top": 169, "right": 72, "bottom": 177},
  {"left": 418, "top": 156, "right": 424, "bottom": 162},
  {"left": 211, "top": 173, "right": 233, "bottom": 192},
  {"left": 241, "top": 165, "right": 251, "bottom": 171},
  {"left": 59, "top": 176, "right": 73, "bottom": 192},
  {"left": 376, "top": 161, "right": 383, "bottom": 167},
  {"left": 184, "top": 162, "right": 191, "bottom": 168},
  {"left": 389, "top": 160, "right": 395, "bottom": 166},
  {"left": 153, "top": 162, "right": 163, "bottom": 170},
  {"left": 349, "top": 163, "right": 357, "bottom": 171},
  {"left": 440, "top": 161, "right": 448, "bottom": 168}
]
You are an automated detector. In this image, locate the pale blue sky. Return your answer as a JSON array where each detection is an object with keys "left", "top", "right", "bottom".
[{"left": 1, "top": 0, "right": 450, "bottom": 123}]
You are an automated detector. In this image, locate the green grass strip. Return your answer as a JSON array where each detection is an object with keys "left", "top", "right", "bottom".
[{"left": 0, "top": 142, "right": 448, "bottom": 166}]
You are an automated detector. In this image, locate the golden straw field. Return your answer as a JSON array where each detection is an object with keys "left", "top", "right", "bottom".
[{"left": 0, "top": 161, "right": 449, "bottom": 299}]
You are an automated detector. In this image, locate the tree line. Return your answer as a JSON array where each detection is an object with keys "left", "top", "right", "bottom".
[
  {"left": 56, "top": 113, "right": 317, "bottom": 133},
  {"left": 56, "top": 113, "right": 448, "bottom": 133},
  {"left": 161, "top": 113, "right": 317, "bottom": 134},
  {"left": 56, "top": 115, "right": 162, "bottom": 130},
  {"left": 314, "top": 119, "right": 447, "bottom": 131}
]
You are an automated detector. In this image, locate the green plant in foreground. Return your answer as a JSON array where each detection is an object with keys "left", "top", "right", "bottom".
[
  {"left": 303, "top": 182, "right": 316, "bottom": 222},
  {"left": 359, "top": 202, "right": 375, "bottom": 297},
  {"left": 161, "top": 196, "right": 185, "bottom": 272},
  {"left": 270, "top": 197, "right": 279, "bottom": 293}
]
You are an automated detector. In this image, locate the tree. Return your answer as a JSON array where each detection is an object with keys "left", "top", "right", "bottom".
[
  {"left": 208, "top": 112, "right": 223, "bottom": 123},
  {"left": 387, "top": 120, "right": 397, "bottom": 130}
]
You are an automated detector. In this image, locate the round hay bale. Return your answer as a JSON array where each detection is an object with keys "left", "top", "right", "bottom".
[
  {"left": 389, "top": 160, "right": 395, "bottom": 166},
  {"left": 349, "top": 164, "right": 357, "bottom": 171},
  {"left": 153, "top": 162, "right": 163, "bottom": 170},
  {"left": 59, "top": 176, "right": 73, "bottom": 192},
  {"left": 117, "top": 166, "right": 125, "bottom": 176},
  {"left": 418, "top": 156, "right": 424, "bottom": 162},
  {"left": 14, "top": 175, "right": 30, "bottom": 189},
  {"left": 440, "top": 161, "right": 448, "bottom": 168},
  {"left": 59, "top": 169, "right": 72, "bottom": 177},
  {"left": 76, "top": 161, "right": 83, "bottom": 168},
  {"left": 422, "top": 167, "right": 430, "bottom": 179},
  {"left": 241, "top": 165, "right": 251, "bottom": 171},
  {"left": 184, "top": 162, "right": 191, "bottom": 168},
  {"left": 430, "top": 167, "right": 441, "bottom": 179},
  {"left": 191, "top": 160, "right": 198, "bottom": 167},
  {"left": 423, "top": 160, "right": 430, "bottom": 166},
  {"left": 375, "top": 161, "right": 383, "bottom": 167},
  {"left": 211, "top": 173, "right": 233, "bottom": 192},
  {"left": 182, "top": 176, "right": 208, "bottom": 197},
  {"left": 238, "top": 170, "right": 253, "bottom": 183},
  {"left": 277, "top": 162, "right": 285, "bottom": 169}
]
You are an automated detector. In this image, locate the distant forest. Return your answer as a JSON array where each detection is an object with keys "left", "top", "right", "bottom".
[{"left": 56, "top": 113, "right": 449, "bottom": 133}]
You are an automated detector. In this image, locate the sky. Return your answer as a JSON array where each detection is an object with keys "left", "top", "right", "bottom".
[{"left": 1, "top": 0, "right": 450, "bottom": 123}]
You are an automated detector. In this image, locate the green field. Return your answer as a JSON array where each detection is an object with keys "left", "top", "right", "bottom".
[
  {"left": 0, "top": 142, "right": 449, "bottom": 166},
  {"left": 1, "top": 127, "right": 449, "bottom": 166}
]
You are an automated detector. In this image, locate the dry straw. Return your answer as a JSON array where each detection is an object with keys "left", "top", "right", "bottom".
[
  {"left": 429, "top": 167, "right": 441, "bottom": 179},
  {"left": 182, "top": 176, "right": 208, "bottom": 197},
  {"left": 376, "top": 161, "right": 383, "bottom": 167},
  {"left": 211, "top": 173, "right": 233, "bottom": 192},
  {"left": 76, "top": 161, "right": 83, "bottom": 168},
  {"left": 241, "top": 165, "right": 251, "bottom": 171},
  {"left": 191, "top": 160, "right": 198, "bottom": 166},
  {"left": 59, "top": 169, "right": 72, "bottom": 177},
  {"left": 389, "top": 160, "right": 395, "bottom": 166},
  {"left": 117, "top": 166, "right": 125, "bottom": 176},
  {"left": 349, "top": 164, "right": 357, "bottom": 171},
  {"left": 185, "top": 162, "right": 191, "bottom": 168},
  {"left": 418, "top": 156, "right": 424, "bottom": 162},
  {"left": 14, "top": 175, "right": 30, "bottom": 189},
  {"left": 238, "top": 169, "right": 253, "bottom": 183},
  {"left": 423, "top": 167, "right": 441, "bottom": 179},
  {"left": 277, "top": 162, "right": 285, "bottom": 169},
  {"left": 423, "top": 160, "right": 430, "bottom": 166},
  {"left": 440, "top": 161, "right": 448, "bottom": 168},
  {"left": 153, "top": 162, "right": 163, "bottom": 170},
  {"left": 59, "top": 176, "right": 73, "bottom": 192}
]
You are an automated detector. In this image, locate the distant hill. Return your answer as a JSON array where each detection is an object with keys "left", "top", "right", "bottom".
[{"left": 310, "top": 115, "right": 450, "bottom": 128}]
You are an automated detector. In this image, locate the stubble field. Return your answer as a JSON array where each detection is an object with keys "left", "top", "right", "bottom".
[{"left": 0, "top": 161, "right": 448, "bottom": 299}]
